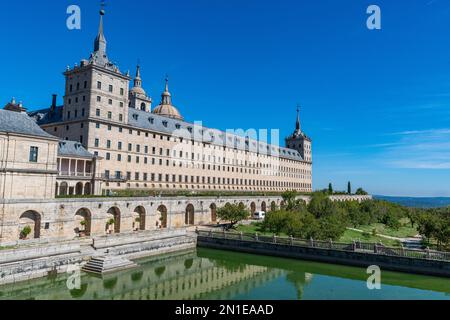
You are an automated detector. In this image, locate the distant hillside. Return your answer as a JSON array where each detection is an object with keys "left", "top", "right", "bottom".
[{"left": 374, "top": 196, "right": 450, "bottom": 209}]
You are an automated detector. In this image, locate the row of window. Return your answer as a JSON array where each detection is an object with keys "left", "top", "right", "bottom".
[
  {"left": 68, "top": 80, "right": 125, "bottom": 96},
  {"left": 92, "top": 123, "right": 305, "bottom": 164},
  {"left": 103, "top": 170, "right": 312, "bottom": 189}
]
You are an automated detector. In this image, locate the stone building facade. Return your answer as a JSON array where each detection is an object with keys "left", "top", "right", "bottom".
[{"left": 28, "top": 9, "right": 313, "bottom": 194}]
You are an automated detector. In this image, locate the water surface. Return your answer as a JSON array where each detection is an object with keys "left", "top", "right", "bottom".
[{"left": 0, "top": 248, "right": 449, "bottom": 300}]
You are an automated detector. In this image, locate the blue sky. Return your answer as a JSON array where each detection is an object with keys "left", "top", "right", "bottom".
[{"left": 1, "top": 0, "right": 450, "bottom": 197}]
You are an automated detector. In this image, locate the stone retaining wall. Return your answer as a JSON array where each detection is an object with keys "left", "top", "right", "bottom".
[
  {"left": 0, "top": 195, "right": 372, "bottom": 243},
  {"left": 197, "top": 236, "right": 450, "bottom": 278}
]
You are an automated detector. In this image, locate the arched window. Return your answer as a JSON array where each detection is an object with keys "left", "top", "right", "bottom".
[{"left": 140, "top": 103, "right": 146, "bottom": 111}]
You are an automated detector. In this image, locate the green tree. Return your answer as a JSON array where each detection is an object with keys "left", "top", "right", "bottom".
[
  {"left": 217, "top": 203, "right": 250, "bottom": 231},
  {"left": 328, "top": 183, "right": 333, "bottom": 195},
  {"left": 355, "top": 188, "right": 368, "bottom": 195},
  {"left": 347, "top": 182, "right": 352, "bottom": 195}
]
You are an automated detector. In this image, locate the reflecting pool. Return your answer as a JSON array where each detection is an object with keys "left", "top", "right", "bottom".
[{"left": 0, "top": 248, "right": 449, "bottom": 300}]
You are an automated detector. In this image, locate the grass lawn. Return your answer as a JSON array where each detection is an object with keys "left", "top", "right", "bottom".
[
  {"left": 237, "top": 222, "right": 402, "bottom": 247},
  {"left": 356, "top": 218, "right": 418, "bottom": 238},
  {"left": 340, "top": 229, "right": 402, "bottom": 247}
]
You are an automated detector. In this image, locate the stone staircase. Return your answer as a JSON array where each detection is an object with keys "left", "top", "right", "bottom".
[{"left": 82, "top": 255, "right": 138, "bottom": 275}]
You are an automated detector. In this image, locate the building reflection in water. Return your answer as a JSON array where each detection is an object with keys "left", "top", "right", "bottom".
[{"left": 0, "top": 249, "right": 312, "bottom": 300}]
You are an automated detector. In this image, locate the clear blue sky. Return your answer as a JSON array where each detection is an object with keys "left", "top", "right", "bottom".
[{"left": 1, "top": 0, "right": 450, "bottom": 197}]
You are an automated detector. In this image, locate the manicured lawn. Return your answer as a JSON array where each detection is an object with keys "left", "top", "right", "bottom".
[{"left": 356, "top": 218, "right": 418, "bottom": 238}]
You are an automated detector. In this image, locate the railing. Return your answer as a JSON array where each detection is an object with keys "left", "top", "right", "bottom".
[
  {"left": 58, "top": 171, "right": 94, "bottom": 178},
  {"left": 196, "top": 230, "right": 450, "bottom": 262},
  {"left": 101, "top": 174, "right": 128, "bottom": 182}
]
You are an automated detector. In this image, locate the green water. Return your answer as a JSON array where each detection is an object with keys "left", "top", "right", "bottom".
[{"left": 1, "top": 248, "right": 449, "bottom": 300}]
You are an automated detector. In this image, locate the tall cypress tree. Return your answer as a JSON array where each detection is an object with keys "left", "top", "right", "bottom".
[
  {"left": 347, "top": 182, "right": 352, "bottom": 194},
  {"left": 328, "top": 183, "right": 333, "bottom": 195}
]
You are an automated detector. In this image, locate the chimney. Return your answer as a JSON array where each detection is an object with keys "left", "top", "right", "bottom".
[{"left": 51, "top": 94, "right": 57, "bottom": 112}]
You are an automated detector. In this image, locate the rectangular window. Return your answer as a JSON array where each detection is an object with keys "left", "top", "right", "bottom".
[
  {"left": 96, "top": 122, "right": 100, "bottom": 129},
  {"left": 128, "top": 143, "right": 132, "bottom": 152},
  {"left": 120, "top": 88, "right": 124, "bottom": 95},
  {"left": 119, "top": 114, "right": 123, "bottom": 122},
  {"left": 107, "top": 140, "right": 111, "bottom": 149},
  {"left": 96, "top": 109, "right": 100, "bottom": 117},
  {"left": 118, "top": 142, "right": 122, "bottom": 150},
  {"left": 97, "top": 81, "right": 102, "bottom": 90},
  {"left": 107, "top": 112, "right": 112, "bottom": 119},
  {"left": 106, "top": 153, "right": 111, "bottom": 160},
  {"left": 29, "top": 147, "right": 39, "bottom": 163},
  {"left": 95, "top": 139, "right": 99, "bottom": 147},
  {"left": 109, "top": 85, "right": 113, "bottom": 93},
  {"left": 97, "top": 96, "right": 101, "bottom": 102}
]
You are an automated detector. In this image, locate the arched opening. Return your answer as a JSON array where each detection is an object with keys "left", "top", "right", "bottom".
[
  {"left": 59, "top": 182, "right": 68, "bottom": 196},
  {"left": 55, "top": 182, "right": 59, "bottom": 197},
  {"left": 261, "top": 202, "right": 267, "bottom": 213},
  {"left": 84, "top": 182, "right": 92, "bottom": 195},
  {"left": 75, "top": 182, "right": 83, "bottom": 195},
  {"left": 19, "top": 211, "right": 41, "bottom": 239},
  {"left": 157, "top": 205, "right": 168, "bottom": 229},
  {"left": 271, "top": 201, "right": 277, "bottom": 212},
  {"left": 133, "top": 206, "right": 146, "bottom": 231},
  {"left": 185, "top": 204, "right": 195, "bottom": 226},
  {"left": 75, "top": 208, "right": 92, "bottom": 237},
  {"left": 107, "top": 207, "right": 121, "bottom": 234},
  {"left": 250, "top": 202, "right": 256, "bottom": 215},
  {"left": 140, "top": 102, "right": 146, "bottom": 111},
  {"left": 210, "top": 203, "right": 217, "bottom": 223}
]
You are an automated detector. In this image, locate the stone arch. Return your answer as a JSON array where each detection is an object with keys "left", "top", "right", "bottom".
[
  {"left": 210, "top": 203, "right": 217, "bottom": 223},
  {"left": 84, "top": 182, "right": 92, "bottom": 195},
  {"left": 59, "top": 182, "right": 68, "bottom": 196},
  {"left": 107, "top": 207, "right": 121, "bottom": 234},
  {"left": 19, "top": 211, "right": 41, "bottom": 239},
  {"left": 75, "top": 182, "right": 83, "bottom": 195},
  {"left": 157, "top": 205, "right": 168, "bottom": 229},
  {"left": 75, "top": 208, "right": 92, "bottom": 237},
  {"left": 185, "top": 204, "right": 195, "bottom": 226},
  {"left": 133, "top": 206, "right": 146, "bottom": 231},
  {"left": 250, "top": 202, "right": 256, "bottom": 215},
  {"left": 261, "top": 201, "right": 267, "bottom": 212},
  {"left": 271, "top": 201, "right": 277, "bottom": 212}
]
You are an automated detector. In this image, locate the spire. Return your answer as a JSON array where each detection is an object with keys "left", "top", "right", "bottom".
[
  {"left": 134, "top": 65, "right": 142, "bottom": 88},
  {"left": 161, "top": 76, "right": 172, "bottom": 105},
  {"left": 295, "top": 105, "right": 301, "bottom": 134},
  {"left": 94, "top": 2, "right": 107, "bottom": 53}
]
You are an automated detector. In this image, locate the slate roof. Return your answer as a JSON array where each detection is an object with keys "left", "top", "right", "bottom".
[
  {"left": 28, "top": 107, "right": 63, "bottom": 125},
  {"left": 26, "top": 107, "right": 305, "bottom": 162},
  {"left": 0, "top": 109, "right": 57, "bottom": 139},
  {"left": 128, "top": 109, "right": 305, "bottom": 161},
  {"left": 58, "top": 140, "right": 94, "bottom": 159}
]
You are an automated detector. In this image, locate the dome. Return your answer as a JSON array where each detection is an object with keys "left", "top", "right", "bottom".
[
  {"left": 130, "top": 86, "right": 146, "bottom": 95},
  {"left": 152, "top": 104, "right": 183, "bottom": 120}
]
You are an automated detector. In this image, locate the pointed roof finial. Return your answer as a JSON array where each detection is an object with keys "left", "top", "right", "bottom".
[
  {"left": 165, "top": 74, "right": 169, "bottom": 92},
  {"left": 94, "top": 1, "right": 107, "bottom": 53},
  {"left": 161, "top": 75, "right": 172, "bottom": 105},
  {"left": 295, "top": 104, "right": 301, "bottom": 133}
]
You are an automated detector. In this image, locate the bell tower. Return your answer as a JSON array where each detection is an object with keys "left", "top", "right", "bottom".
[{"left": 285, "top": 106, "right": 312, "bottom": 163}]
